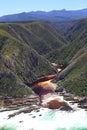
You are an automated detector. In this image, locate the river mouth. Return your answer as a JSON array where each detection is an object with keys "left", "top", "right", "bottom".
[
  {"left": 0, "top": 72, "right": 87, "bottom": 130},
  {"left": 0, "top": 99, "right": 87, "bottom": 130}
]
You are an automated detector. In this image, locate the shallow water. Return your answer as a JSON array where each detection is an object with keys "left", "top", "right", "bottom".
[{"left": 0, "top": 106, "right": 87, "bottom": 130}]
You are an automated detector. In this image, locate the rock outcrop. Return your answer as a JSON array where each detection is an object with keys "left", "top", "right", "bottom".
[{"left": 41, "top": 93, "right": 72, "bottom": 111}]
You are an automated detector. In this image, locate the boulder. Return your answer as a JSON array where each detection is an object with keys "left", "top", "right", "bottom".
[
  {"left": 55, "top": 86, "right": 64, "bottom": 93},
  {"left": 78, "top": 97, "right": 87, "bottom": 110},
  {"left": 78, "top": 97, "right": 87, "bottom": 104},
  {"left": 41, "top": 93, "right": 73, "bottom": 111}
]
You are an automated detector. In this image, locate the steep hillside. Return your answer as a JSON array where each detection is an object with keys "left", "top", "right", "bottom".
[
  {"left": 64, "top": 18, "right": 87, "bottom": 43},
  {"left": 47, "top": 20, "right": 74, "bottom": 38},
  {"left": 46, "top": 44, "right": 74, "bottom": 64},
  {"left": 0, "top": 22, "right": 57, "bottom": 97},
  {"left": 0, "top": 21, "right": 67, "bottom": 55},
  {"left": 0, "top": 18, "right": 87, "bottom": 97},
  {"left": 44, "top": 18, "right": 87, "bottom": 96},
  {"left": 48, "top": 18, "right": 87, "bottom": 41},
  {"left": 58, "top": 47, "right": 87, "bottom": 96},
  {"left": 46, "top": 18, "right": 87, "bottom": 64},
  {"left": 52, "top": 18, "right": 87, "bottom": 96}
]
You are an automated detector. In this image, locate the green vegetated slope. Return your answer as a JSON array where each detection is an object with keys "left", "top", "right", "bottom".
[
  {"left": 48, "top": 18, "right": 87, "bottom": 42},
  {"left": 0, "top": 21, "right": 67, "bottom": 55},
  {"left": 47, "top": 20, "right": 74, "bottom": 38},
  {"left": 0, "top": 21, "right": 65, "bottom": 97},
  {"left": 47, "top": 18, "right": 87, "bottom": 64},
  {"left": 55, "top": 18, "right": 87, "bottom": 96},
  {"left": 0, "top": 18, "right": 87, "bottom": 97}
]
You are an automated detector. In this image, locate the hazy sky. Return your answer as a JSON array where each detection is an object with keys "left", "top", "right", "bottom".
[{"left": 0, "top": 0, "right": 87, "bottom": 16}]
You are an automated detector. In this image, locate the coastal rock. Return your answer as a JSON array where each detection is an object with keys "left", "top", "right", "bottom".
[
  {"left": 78, "top": 97, "right": 87, "bottom": 110},
  {"left": 0, "top": 95, "right": 39, "bottom": 110},
  {"left": 63, "top": 93, "right": 74, "bottom": 101},
  {"left": 55, "top": 86, "right": 64, "bottom": 93},
  {"left": 43, "top": 99, "right": 72, "bottom": 111},
  {"left": 41, "top": 93, "right": 72, "bottom": 111},
  {"left": 78, "top": 97, "right": 87, "bottom": 104}
]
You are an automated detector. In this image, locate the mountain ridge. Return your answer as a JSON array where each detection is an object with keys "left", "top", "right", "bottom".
[{"left": 0, "top": 8, "right": 87, "bottom": 22}]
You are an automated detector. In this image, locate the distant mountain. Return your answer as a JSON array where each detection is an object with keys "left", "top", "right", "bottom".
[{"left": 0, "top": 9, "right": 87, "bottom": 22}]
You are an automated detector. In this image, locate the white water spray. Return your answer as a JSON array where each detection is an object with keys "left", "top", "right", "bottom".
[{"left": 0, "top": 99, "right": 87, "bottom": 130}]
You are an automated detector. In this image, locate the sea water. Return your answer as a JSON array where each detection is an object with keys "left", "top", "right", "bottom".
[{"left": 0, "top": 106, "right": 87, "bottom": 130}]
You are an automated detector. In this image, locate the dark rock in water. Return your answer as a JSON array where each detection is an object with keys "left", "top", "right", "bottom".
[
  {"left": 32, "top": 116, "right": 36, "bottom": 118},
  {"left": 78, "top": 97, "right": 87, "bottom": 104},
  {"left": 59, "top": 105, "right": 73, "bottom": 111},
  {"left": 79, "top": 104, "right": 87, "bottom": 110},
  {"left": 77, "top": 97, "right": 87, "bottom": 110},
  {"left": 63, "top": 93, "right": 74, "bottom": 101},
  {"left": 8, "top": 113, "right": 17, "bottom": 119},
  {"left": 19, "top": 120, "right": 23, "bottom": 123},
  {"left": 39, "top": 114, "right": 42, "bottom": 116},
  {"left": 36, "top": 110, "right": 40, "bottom": 112},
  {"left": 55, "top": 86, "right": 64, "bottom": 92}
]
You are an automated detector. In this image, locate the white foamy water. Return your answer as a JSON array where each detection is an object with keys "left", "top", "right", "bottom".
[{"left": 0, "top": 105, "right": 87, "bottom": 130}]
